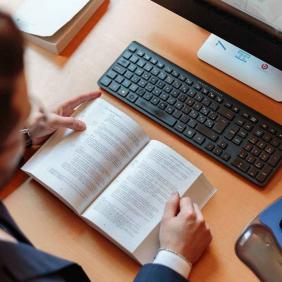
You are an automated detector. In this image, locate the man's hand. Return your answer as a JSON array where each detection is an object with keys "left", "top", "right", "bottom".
[
  {"left": 28, "top": 91, "right": 101, "bottom": 145},
  {"left": 160, "top": 193, "right": 212, "bottom": 264}
]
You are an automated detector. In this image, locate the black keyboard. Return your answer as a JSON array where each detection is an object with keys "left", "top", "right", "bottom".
[{"left": 98, "top": 41, "right": 282, "bottom": 187}]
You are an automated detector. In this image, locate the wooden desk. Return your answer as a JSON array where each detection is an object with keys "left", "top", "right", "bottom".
[{"left": 1, "top": 1, "right": 281, "bottom": 281}]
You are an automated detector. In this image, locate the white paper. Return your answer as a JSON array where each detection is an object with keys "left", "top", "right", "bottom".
[{"left": 14, "top": 0, "right": 90, "bottom": 37}]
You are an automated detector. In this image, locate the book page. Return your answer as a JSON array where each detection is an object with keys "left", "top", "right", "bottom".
[
  {"left": 82, "top": 140, "right": 215, "bottom": 254},
  {"left": 14, "top": 0, "right": 90, "bottom": 36},
  {"left": 22, "top": 99, "right": 149, "bottom": 214}
]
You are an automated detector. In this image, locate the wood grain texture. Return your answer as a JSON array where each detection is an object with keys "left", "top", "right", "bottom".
[{"left": 1, "top": 0, "right": 281, "bottom": 281}]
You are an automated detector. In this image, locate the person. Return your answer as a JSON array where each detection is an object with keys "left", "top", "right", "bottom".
[{"left": 0, "top": 11, "right": 212, "bottom": 282}]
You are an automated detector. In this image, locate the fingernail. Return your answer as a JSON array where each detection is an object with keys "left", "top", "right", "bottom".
[
  {"left": 171, "top": 192, "right": 179, "bottom": 197},
  {"left": 78, "top": 121, "right": 86, "bottom": 130}
]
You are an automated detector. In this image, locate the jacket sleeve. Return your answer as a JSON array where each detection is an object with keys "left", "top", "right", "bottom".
[{"left": 134, "top": 264, "right": 188, "bottom": 282}]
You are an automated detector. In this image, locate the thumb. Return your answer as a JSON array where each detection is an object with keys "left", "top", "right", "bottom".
[
  {"left": 52, "top": 116, "right": 86, "bottom": 131},
  {"left": 162, "top": 192, "right": 180, "bottom": 221}
]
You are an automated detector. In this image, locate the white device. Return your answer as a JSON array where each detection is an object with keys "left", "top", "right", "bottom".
[{"left": 198, "top": 34, "right": 282, "bottom": 102}]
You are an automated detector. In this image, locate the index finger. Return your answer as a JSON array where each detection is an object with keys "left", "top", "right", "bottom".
[
  {"left": 59, "top": 91, "right": 101, "bottom": 116},
  {"left": 179, "top": 197, "right": 195, "bottom": 219}
]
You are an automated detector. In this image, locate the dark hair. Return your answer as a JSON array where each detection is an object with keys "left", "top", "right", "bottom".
[{"left": 0, "top": 11, "right": 24, "bottom": 146}]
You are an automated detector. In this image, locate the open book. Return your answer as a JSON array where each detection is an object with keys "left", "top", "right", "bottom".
[{"left": 22, "top": 98, "right": 216, "bottom": 264}]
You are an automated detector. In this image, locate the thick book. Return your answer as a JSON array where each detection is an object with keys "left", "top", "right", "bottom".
[
  {"left": 14, "top": 0, "right": 105, "bottom": 54},
  {"left": 22, "top": 98, "right": 217, "bottom": 264}
]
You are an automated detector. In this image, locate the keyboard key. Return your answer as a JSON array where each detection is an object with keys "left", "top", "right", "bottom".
[
  {"left": 205, "top": 143, "right": 215, "bottom": 151},
  {"left": 122, "top": 79, "right": 131, "bottom": 88},
  {"left": 126, "top": 93, "right": 138, "bottom": 103},
  {"left": 118, "top": 58, "right": 130, "bottom": 68},
  {"left": 173, "top": 109, "right": 182, "bottom": 119},
  {"left": 254, "top": 160, "right": 264, "bottom": 169},
  {"left": 113, "top": 65, "right": 126, "bottom": 75},
  {"left": 166, "top": 105, "right": 174, "bottom": 114},
  {"left": 165, "top": 75, "right": 174, "bottom": 84},
  {"left": 144, "top": 63, "right": 153, "bottom": 72},
  {"left": 128, "top": 45, "right": 137, "bottom": 52},
  {"left": 184, "top": 129, "right": 195, "bottom": 139},
  {"left": 142, "top": 72, "right": 151, "bottom": 80},
  {"left": 265, "top": 145, "right": 274, "bottom": 154},
  {"left": 144, "top": 92, "right": 153, "bottom": 101},
  {"left": 194, "top": 83, "right": 202, "bottom": 91},
  {"left": 213, "top": 118, "right": 229, "bottom": 134},
  {"left": 167, "top": 97, "right": 176, "bottom": 105},
  {"left": 165, "top": 66, "right": 173, "bottom": 73},
  {"left": 271, "top": 138, "right": 280, "bottom": 147},
  {"left": 128, "top": 64, "right": 137, "bottom": 72},
  {"left": 193, "top": 134, "right": 205, "bottom": 144},
  {"left": 171, "top": 89, "right": 180, "bottom": 98},
  {"left": 100, "top": 76, "right": 111, "bottom": 87},
  {"left": 178, "top": 94, "right": 188, "bottom": 103},
  {"left": 151, "top": 68, "right": 160, "bottom": 76},
  {"left": 239, "top": 149, "right": 248, "bottom": 159},
  {"left": 244, "top": 143, "right": 253, "bottom": 152},
  {"left": 210, "top": 102, "right": 219, "bottom": 112},
  {"left": 136, "top": 88, "right": 145, "bottom": 97},
  {"left": 267, "top": 151, "right": 281, "bottom": 167},
  {"left": 160, "top": 93, "right": 169, "bottom": 101},
  {"left": 144, "top": 54, "right": 151, "bottom": 61},
  {"left": 197, "top": 115, "right": 207, "bottom": 124},
  {"left": 180, "top": 114, "right": 190, "bottom": 123},
  {"left": 236, "top": 118, "right": 245, "bottom": 126},
  {"left": 173, "top": 80, "right": 182, "bottom": 89},
  {"left": 246, "top": 155, "right": 256, "bottom": 164},
  {"left": 182, "top": 105, "right": 190, "bottom": 115},
  {"left": 248, "top": 166, "right": 258, "bottom": 178},
  {"left": 213, "top": 147, "right": 223, "bottom": 156},
  {"left": 150, "top": 58, "right": 158, "bottom": 65},
  {"left": 232, "top": 136, "right": 242, "bottom": 145},
  {"left": 107, "top": 70, "right": 117, "bottom": 79},
  {"left": 196, "top": 124, "right": 218, "bottom": 141},
  {"left": 218, "top": 140, "right": 228, "bottom": 149},
  {"left": 172, "top": 70, "right": 179, "bottom": 77},
  {"left": 109, "top": 81, "right": 120, "bottom": 92},
  {"left": 175, "top": 101, "right": 184, "bottom": 110},
  {"left": 204, "top": 119, "right": 214, "bottom": 128},
  {"left": 187, "top": 119, "right": 197, "bottom": 128},
  {"left": 117, "top": 87, "right": 129, "bottom": 97},
  {"left": 238, "top": 129, "right": 248, "bottom": 138},
  {"left": 260, "top": 151, "right": 270, "bottom": 162},
  {"left": 135, "top": 68, "right": 144, "bottom": 76},
  {"left": 186, "top": 78, "right": 193, "bottom": 85},
  {"left": 256, "top": 165, "right": 272, "bottom": 183},
  {"left": 251, "top": 147, "right": 261, "bottom": 157},
  {"left": 174, "top": 122, "right": 186, "bottom": 133},
  {"left": 218, "top": 107, "right": 235, "bottom": 120},
  {"left": 244, "top": 123, "right": 253, "bottom": 131},
  {"left": 157, "top": 62, "right": 164, "bottom": 68},
  {"left": 231, "top": 158, "right": 250, "bottom": 172},
  {"left": 151, "top": 96, "right": 159, "bottom": 105},
  {"left": 137, "top": 59, "right": 146, "bottom": 68},
  {"left": 254, "top": 129, "right": 264, "bottom": 138}
]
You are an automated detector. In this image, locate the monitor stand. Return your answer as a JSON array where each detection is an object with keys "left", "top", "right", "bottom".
[{"left": 197, "top": 34, "right": 282, "bottom": 102}]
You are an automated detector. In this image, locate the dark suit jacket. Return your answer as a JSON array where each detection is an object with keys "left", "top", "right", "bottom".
[{"left": 0, "top": 202, "right": 187, "bottom": 282}]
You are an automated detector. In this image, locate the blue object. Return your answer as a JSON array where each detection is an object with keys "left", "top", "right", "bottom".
[{"left": 259, "top": 197, "right": 282, "bottom": 249}]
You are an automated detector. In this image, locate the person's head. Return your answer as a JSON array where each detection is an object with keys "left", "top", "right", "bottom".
[{"left": 0, "top": 11, "right": 30, "bottom": 188}]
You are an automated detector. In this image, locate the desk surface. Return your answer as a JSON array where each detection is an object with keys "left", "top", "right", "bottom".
[{"left": 1, "top": 1, "right": 281, "bottom": 281}]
